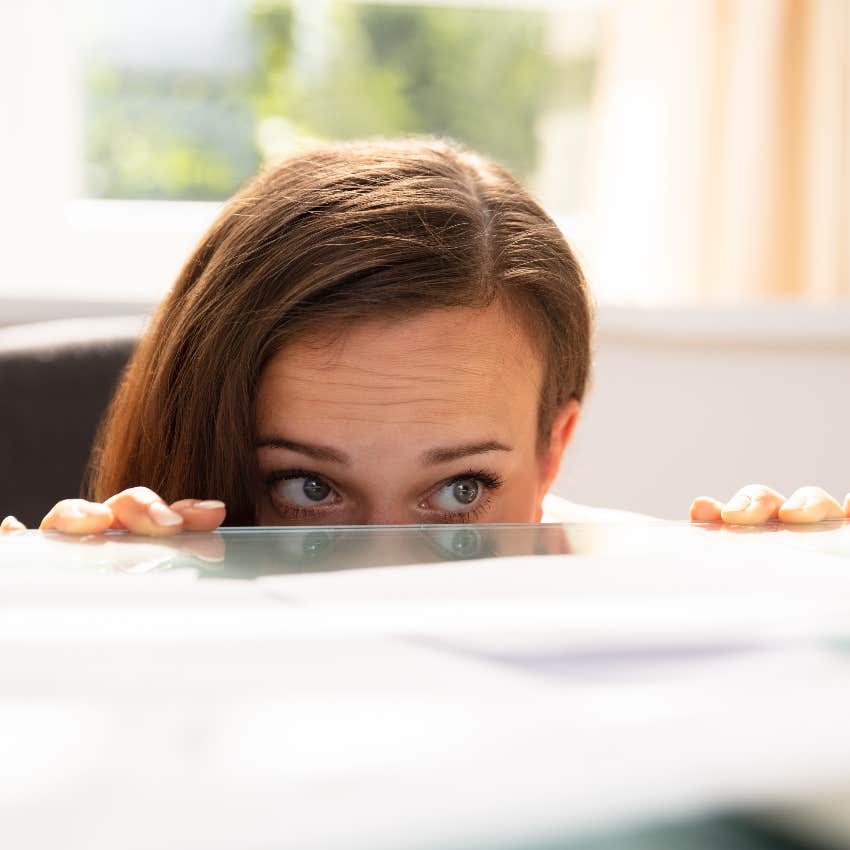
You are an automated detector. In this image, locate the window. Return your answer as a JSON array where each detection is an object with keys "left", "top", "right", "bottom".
[
  {"left": 83, "top": 0, "right": 599, "bottom": 211},
  {"left": 0, "top": 0, "right": 601, "bottom": 311}
]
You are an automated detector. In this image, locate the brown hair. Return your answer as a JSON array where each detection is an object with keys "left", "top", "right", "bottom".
[{"left": 87, "top": 136, "right": 592, "bottom": 524}]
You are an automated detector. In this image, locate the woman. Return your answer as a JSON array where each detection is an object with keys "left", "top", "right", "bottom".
[{"left": 2, "top": 137, "right": 847, "bottom": 535}]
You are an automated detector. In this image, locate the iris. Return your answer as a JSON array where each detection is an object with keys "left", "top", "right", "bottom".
[
  {"left": 452, "top": 478, "right": 479, "bottom": 505},
  {"left": 303, "top": 476, "right": 331, "bottom": 502}
]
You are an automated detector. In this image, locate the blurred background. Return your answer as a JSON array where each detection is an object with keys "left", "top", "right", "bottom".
[{"left": 0, "top": 0, "right": 848, "bottom": 519}]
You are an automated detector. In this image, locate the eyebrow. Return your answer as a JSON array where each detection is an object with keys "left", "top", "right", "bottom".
[
  {"left": 420, "top": 440, "right": 513, "bottom": 465},
  {"left": 255, "top": 437, "right": 512, "bottom": 466},
  {"left": 254, "top": 437, "right": 350, "bottom": 464}
]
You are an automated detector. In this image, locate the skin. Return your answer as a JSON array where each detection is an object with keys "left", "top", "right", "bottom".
[
  {"left": 690, "top": 485, "right": 848, "bottom": 525},
  {"left": 252, "top": 303, "right": 571, "bottom": 526},
  {"left": 1, "top": 303, "right": 848, "bottom": 536}
]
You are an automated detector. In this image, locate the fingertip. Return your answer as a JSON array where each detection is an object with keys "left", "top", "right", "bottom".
[
  {"left": 148, "top": 501, "right": 184, "bottom": 529},
  {"left": 169, "top": 499, "right": 201, "bottom": 511},
  {"left": 777, "top": 501, "right": 816, "bottom": 524},
  {"left": 1, "top": 515, "right": 27, "bottom": 532},
  {"left": 720, "top": 504, "right": 767, "bottom": 525},
  {"left": 720, "top": 500, "right": 754, "bottom": 525},
  {"left": 170, "top": 500, "right": 227, "bottom": 532},
  {"left": 690, "top": 497, "right": 722, "bottom": 522},
  {"left": 105, "top": 489, "right": 187, "bottom": 536},
  {"left": 40, "top": 500, "right": 115, "bottom": 535},
  {"left": 77, "top": 501, "right": 115, "bottom": 522},
  {"left": 721, "top": 487, "right": 786, "bottom": 525},
  {"left": 778, "top": 488, "right": 843, "bottom": 524}
]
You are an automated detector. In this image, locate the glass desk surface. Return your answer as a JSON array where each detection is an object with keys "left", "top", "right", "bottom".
[
  {"left": 3, "top": 517, "right": 849, "bottom": 578},
  {"left": 3, "top": 519, "right": 850, "bottom": 850}
]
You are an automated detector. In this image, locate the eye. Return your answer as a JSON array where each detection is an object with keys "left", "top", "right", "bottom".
[
  {"left": 271, "top": 474, "right": 337, "bottom": 509},
  {"left": 274, "top": 529, "right": 340, "bottom": 564},
  {"left": 430, "top": 477, "right": 482, "bottom": 512},
  {"left": 424, "top": 527, "right": 487, "bottom": 560}
]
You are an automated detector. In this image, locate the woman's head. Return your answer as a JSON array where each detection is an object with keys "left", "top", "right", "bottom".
[{"left": 88, "top": 136, "right": 593, "bottom": 524}]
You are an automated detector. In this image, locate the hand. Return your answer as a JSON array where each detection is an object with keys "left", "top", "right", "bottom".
[
  {"left": 1, "top": 486, "right": 227, "bottom": 536},
  {"left": 690, "top": 485, "right": 850, "bottom": 525}
]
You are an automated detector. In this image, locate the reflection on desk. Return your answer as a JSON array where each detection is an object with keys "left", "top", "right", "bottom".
[{"left": 2, "top": 520, "right": 850, "bottom": 850}]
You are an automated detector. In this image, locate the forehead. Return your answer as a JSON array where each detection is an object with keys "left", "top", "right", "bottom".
[{"left": 255, "top": 302, "right": 543, "bottom": 443}]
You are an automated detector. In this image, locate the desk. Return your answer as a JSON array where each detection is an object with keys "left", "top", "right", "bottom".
[{"left": 2, "top": 521, "right": 850, "bottom": 850}]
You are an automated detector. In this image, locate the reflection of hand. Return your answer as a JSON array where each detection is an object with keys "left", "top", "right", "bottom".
[
  {"left": 691, "top": 485, "right": 849, "bottom": 525},
  {"left": 12, "top": 530, "right": 226, "bottom": 574},
  {"left": 78, "top": 531, "right": 227, "bottom": 571},
  {"left": 1, "top": 487, "right": 226, "bottom": 536}
]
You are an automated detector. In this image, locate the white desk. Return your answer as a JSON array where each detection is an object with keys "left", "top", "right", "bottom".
[{"left": 2, "top": 521, "right": 850, "bottom": 850}]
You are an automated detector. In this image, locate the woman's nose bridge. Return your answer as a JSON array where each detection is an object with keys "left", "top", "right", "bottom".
[
  {"left": 354, "top": 492, "right": 416, "bottom": 526},
  {"left": 350, "top": 470, "right": 425, "bottom": 524},
  {"left": 359, "top": 506, "right": 412, "bottom": 525}
]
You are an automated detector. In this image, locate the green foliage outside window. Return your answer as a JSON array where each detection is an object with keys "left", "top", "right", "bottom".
[
  {"left": 83, "top": 1, "right": 595, "bottom": 202},
  {"left": 85, "top": 65, "right": 258, "bottom": 200}
]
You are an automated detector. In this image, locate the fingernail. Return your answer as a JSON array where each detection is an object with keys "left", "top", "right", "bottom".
[
  {"left": 725, "top": 495, "right": 751, "bottom": 512},
  {"left": 2, "top": 516, "right": 25, "bottom": 530},
  {"left": 195, "top": 500, "right": 226, "bottom": 510},
  {"left": 77, "top": 502, "right": 111, "bottom": 516},
  {"left": 783, "top": 495, "right": 806, "bottom": 510},
  {"left": 148, "top": 502, "right": 183, "bottom": 526},
  {"left": 133, "top": 489, "right": 159, "bottom": 506}
]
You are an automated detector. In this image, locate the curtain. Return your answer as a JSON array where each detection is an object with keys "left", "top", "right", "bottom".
[{"left": 586, "top": 0, "right": 850, "bottom": 303}]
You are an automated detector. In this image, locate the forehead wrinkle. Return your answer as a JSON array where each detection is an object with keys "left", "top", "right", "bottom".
[
  {"left": 261, "top": 305, "right": 545, "bottom": 424},
  {"left": 282, "top": 396, "right": 477, "bottom": 408},
  {"left": 284, "top": 377, "right": 427, "bottom": 392},
  {"left": 273, "top": 365, "right": 510, "bottom": 400},
  {"left": 281, "top": 376, "right": 497, "bottom": 396},
  {"left": 302, "top": 414, "right": 476, "bottom": 427},
  {"left": 279, "top": 392, "right": 495, "bottom": 417},
  {"left": 279, "top": 360, "right": 504, "bottom": 383},
  {"left": 280, "top": 400, "right": 492, "bottom": 426},
  {"left": 279, "top": 388, "right": 497, "bottom": 420}
]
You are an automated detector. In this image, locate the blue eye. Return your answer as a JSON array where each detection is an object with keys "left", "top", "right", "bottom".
[
  {"left": 431, "top": 477, "right": 481, "bottom": 511},
  {"left": 272, "top": 474, "right": 336, "bottom": 508},
  {"left": 425, "top": 527, "right": 487, "bottom": 559}
]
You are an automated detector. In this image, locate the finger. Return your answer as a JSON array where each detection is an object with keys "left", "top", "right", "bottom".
[
  {"left": 844, "top": 493, "right": 850, "bottom": 517},
  {"left": 720, "top": 484, "right": 785, "bottom": 525},
  {"left": 778, "top": 486, "right": 845, "bottom": 524},
  {"left": 39, "top": 500, "right": 114, "bottom": 534},
  {"left": 1, "top": 515, "right": 27, "bottom": 532},
  {"left": 104, "top": 487, "right": 184, "bottom": 537},
  {"left": 169, "top": 499, "right": 227, "bottom": 532},
  {"left": 690, "top": 497, "right": 723, "bottom": 522},
  {"left": 172, "top": 530, "right": 227, "bottom": 563}
]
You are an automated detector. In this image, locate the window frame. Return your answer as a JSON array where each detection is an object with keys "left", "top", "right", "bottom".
[{"left": 0, "top": 0, "right": 600, "bottom": 312}]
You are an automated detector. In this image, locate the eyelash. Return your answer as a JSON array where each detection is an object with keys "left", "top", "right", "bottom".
[
  {"left": 429, "top": 468, "right": 504, "bottom": 523},
  {"left": 262, "top": 467, "right": 505, "bottom": 523},
  {"left": 262, "top": 468, "right": 334, "bottom": 522}
]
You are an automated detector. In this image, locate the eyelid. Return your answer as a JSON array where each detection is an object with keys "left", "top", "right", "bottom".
[
  {"left": 264, "top": 467, "right": 503, "bottom": 522},
  {"left": 430, "top": 468, "right": 505, "bottom": 493},
  {"left": 266, "top": 468, "right": 342, "bottom": 490},
  {"left": 420, "top": 468, "right": 504, "bottom": 515},
  {"left": 420, "top": 492, "right": 494, "bottom": 524},
  {"left": 264, "top": 468, "right": 344, "bottom": 513}
]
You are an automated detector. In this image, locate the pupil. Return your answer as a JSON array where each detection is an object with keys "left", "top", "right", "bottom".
[
  {"left": 302, "top": 476, "right": 330, "bottom": 502},
  {"left": 303, "top": 530, "right": 333, "bottom": 557},
  {"left": 452, "top": 478, "right": 479, "bottom": 505},
  {"left": 452, "top": 529, "right": 480, "bottom": 556}
]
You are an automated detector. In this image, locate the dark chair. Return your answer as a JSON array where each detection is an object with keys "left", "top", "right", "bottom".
[{"left": 0, "top": 316, "right": 146, "bottom": 527}]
